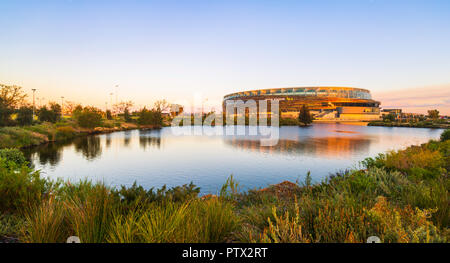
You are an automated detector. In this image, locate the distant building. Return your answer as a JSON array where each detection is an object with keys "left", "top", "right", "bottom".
[
  {"left": 381, "top": 109, "right": 402, "bottom": 115},
  {"left": 223, "top": 87, "right": 381, "bottom": 121}
]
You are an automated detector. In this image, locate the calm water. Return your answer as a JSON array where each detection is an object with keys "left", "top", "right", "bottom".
[{"left": 22, "top": 124, "right": 444, "bottom": 194}]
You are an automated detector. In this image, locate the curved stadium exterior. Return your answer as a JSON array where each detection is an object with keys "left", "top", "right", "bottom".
[{"left": 223, "top": 87, "right": 381, "bottom": 121}]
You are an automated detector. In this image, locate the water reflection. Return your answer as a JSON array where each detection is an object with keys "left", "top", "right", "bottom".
[
  {"left": 139, "top": 129, "right": 161, "bottom": 149},
  {"left": 123, "top": 130, "right": 132, "bottom": 147},
  {"left": 21, "top": 125, "right": 443, "bottom": 194},
  {"left": 105, "top": 134, "right": 112, "bottom": 148},
  {"left": 24, "top": 135, "right": 103, "bottom": 167},
  {"left": 224, "top": 136, "right": 372, "bottom": 158},
  {"left": 74, "top": 136, "right": 102, "bottom": 161}
]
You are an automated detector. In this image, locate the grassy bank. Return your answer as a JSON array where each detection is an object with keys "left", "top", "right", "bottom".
[
  {"left": 0, "top": 120, "right": 142, "bottom": 149},
  {"left": 368, "top": 120, "right": 449, "bottom": 129},
  {"left": 0, "top": 130, "right": 448, "bottom": 243}
]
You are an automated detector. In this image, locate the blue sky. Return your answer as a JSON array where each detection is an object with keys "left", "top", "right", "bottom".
[{"left": 1, "top": 0, "right": 449, "bottom": 113}]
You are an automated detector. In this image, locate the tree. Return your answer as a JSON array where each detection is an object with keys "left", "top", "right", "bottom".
[
  {"left": 113, "top": 101, "right": 134, "bottom": 116},
  {"left": 106, "top": 110, "right": 113, "bottom": 120},
  {"left": 124, "top": 108, "right": 132, "bottom": 122},
  {"left": 154, "top": 99, "right": 170, "bottom": 112},
  {"left": 0, "top": 84, "right": 27, "bottom": 127},
  {"left": 16, "top": 106, "right": 34, "bottom": 126},
  {"left": 76, "top": 107, "right": 103, "bottom": 128},
  {"left": 72, "top": 105, "right": 83, "bottom": 120},
  {"left": 38, "top": 103, "right": 61, "bottom": 123},
  {"left": 428, "top": 109, "right": 439, "bottom": 120},
  {"left": 137, "top": 107, "right": 162, "bottom": 126},
  {"left": 0, "top": 98, "right": 15, "bottom": 127},
  {"left": 63, "top": 101, "right": 80, "bottom": 115},
  {"left": 298, "top": 105, "right": 313, "bottom": 126},
  {"left": 0, "top": 84, "right": 27, "bottom": 108},
  {"left": 383, "top": 113, "right": 396, "bottom": 122}
]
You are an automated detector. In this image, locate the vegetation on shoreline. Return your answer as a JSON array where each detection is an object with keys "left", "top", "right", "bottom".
[
  {"left": 369, "top": 109, "right": 449, "bottom": 129},
  {"left": 0, "top": 84, "right": 170, "bottom": 149},
  {"left": 0, "top": 130, "right": 448, "bottom": 243},
  {"left": 368, "top": 120, "right": 449, "bottom": 129}
]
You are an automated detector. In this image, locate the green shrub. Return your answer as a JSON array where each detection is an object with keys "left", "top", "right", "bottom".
[
  {"left": 16, "top": 106, "right": 33, "bottom": 126},
  {"left": 188, "top": 198, "right": 239, "bottom": 242},
  {"left": 66, "top": 183, "right": 117, "bottom": 243},
  {"left": 113, "top": 182, "right": 200, "bottom": 206},
  {"left": 0, "top": 213, "right": 24, "bottom": 239},
  {"left": 37, "top": 103, "right": 61, "bottom": 123},
  {"left": 0, "top": 159, "right": 51, "bottom": 213},
  {"left": 55, "top": 126, "right": 76, "bottom": 141},
  {"left": 0, "top": 127, "right": 47, "bottom": 148},
  {"left": 21, "top": 197, "right": 69, "bottom": 243},
  {"left": 0, "top": 148, "right": 27, "bottom": 167},
  {"left": 441, "top": 129, "right": 450, "bottom": 142},
  {"left": 76, "top": 107, "right": 103, "bottom": 128},
  {"left": 137, "top": 202, "right": 189, "bottom": 243}
]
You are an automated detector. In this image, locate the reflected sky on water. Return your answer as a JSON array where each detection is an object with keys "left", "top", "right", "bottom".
[{"left": 22, "top": 124, "right": 444, "bottom": 194}]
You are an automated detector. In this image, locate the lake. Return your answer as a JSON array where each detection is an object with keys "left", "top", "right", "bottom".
[{"left": 22, "top": 124, "right": 444, "bottom": 194}]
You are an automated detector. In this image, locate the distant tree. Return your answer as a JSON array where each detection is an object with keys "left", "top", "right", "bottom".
[
  {"left": 428, "top": 109, "right": 440, "bottom": 120},
  {"left": 38, "top": 103, "right": 61, "bottom": 123},
  {"left": 71, "top": 105, "right": 83, "bottom": 120},
  {"left": 76, "top": 107, "right": 103, "bottom": 128},
  {"left": 0, "top": 84, "right": 27, "bottom": 108},
  {"left": 16, "top": 106, "right": 34, "bottom": 126},
  {"left": 0, "top": 98, "right": 15, "bottom": 127},
  {"left": 154, "top": 99, "right": 170, "bottom": 112},
  {"left": 49, "top": 103, "right": 62, "bottom": 121},
  {"left": 298, "top": 105, "right": 313, "bottom": 126},
  {"left": 383, "top": 113, "right": 396, "bottom": 122},
  {"left": 37, "top": 106, "right": 52, "bottom": 122},
  {"left": 138, "top": 107, "right": 162, "bottom": 126},
  {"left": 63, "top": 101, "right": 80, "bottom": 115},
  {"left": 106, "top": 110, "right": 113, "bottom": 120},
  {"left": 0, "top": 84, "right": 27, "bottom": 127},
  {"left": 113, "top": 101, "right": 134, "bottom": 116},
  {"left": 124, "top": 108, "right": 132, "bottom": 122}
]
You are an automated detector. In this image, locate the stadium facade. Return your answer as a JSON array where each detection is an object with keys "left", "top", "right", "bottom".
[{"left": 223, "top": 87, "right": 381, "bottom": 121}]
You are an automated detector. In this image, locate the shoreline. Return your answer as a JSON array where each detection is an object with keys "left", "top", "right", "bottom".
[{"left": 0, "top": 122, "right": 162, "bottom": 150}]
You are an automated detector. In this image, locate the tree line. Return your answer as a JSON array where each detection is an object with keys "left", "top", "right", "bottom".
[{"left": 0, "top": 84, "right": 169, "bottom": 128}]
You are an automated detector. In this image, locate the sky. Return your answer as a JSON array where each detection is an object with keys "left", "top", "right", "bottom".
[{"left": 0, "top": 0, "right": 449, "bottom": 114}]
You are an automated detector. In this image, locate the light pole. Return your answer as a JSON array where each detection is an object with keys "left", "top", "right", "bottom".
[
  {"left": 61, "top": 96, "right": 64, "bottom": 116},
  {"left": 110, "top": 93, "right": 114, "bottom": 115},
  {"left": 115, "top": 85, "right": 119, "bottom": 106},
  {"left": 32, "top": 89, "right": 36, "bottom": 120}
]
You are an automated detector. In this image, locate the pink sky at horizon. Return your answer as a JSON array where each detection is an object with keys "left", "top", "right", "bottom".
[{"left": 372, "top": 84, "right": 450, "bottom": 116}]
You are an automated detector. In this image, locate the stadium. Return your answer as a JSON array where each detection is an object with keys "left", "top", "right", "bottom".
[{"left": 223, "top": 87, "right": 381, "bottom": 121}]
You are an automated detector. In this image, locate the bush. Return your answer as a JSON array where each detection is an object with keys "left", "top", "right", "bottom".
[
  {"left": 0, "top": 148, "right": 27, "bottom": 167},
  {"left": 366, "top": 196, "right": 444, "bottom": 243},
  {"left": 55, "top": 126, "right": 76, "bottom": 141},
  {"left": 441, "top": 129, "right": 450, "bottom": 142},
  {"left": 76, "top": 107, "right": 103, "bottom": 128},
  {"left": 66, "top": 183, "right": 117, "bottom": 243},
  {"left": 21, "top": 197, "right": 69, "bottom": 243},
  {"left": 37, "top": 104, "right": 61, "bottom": 123},
  {"left": 137, "top": 108, "right": 162, "bottom": 126},
  {"left": 0, "top": 159, "right": 51, "bottom": 213},
  {"left": 280, "top": 118, "right": 300, "bottom": 126},
  {"left": 0, "top": 127, "right": 47, "bottom": 148},
  {"left": 106, "top": 110, "right": 112, "bottom": 120},
  {"left": 0, "top": 99, "right": 15, "bottom": 127},
  {"left": 16, "top": 106, "right": 34, "bottom": 126}
]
